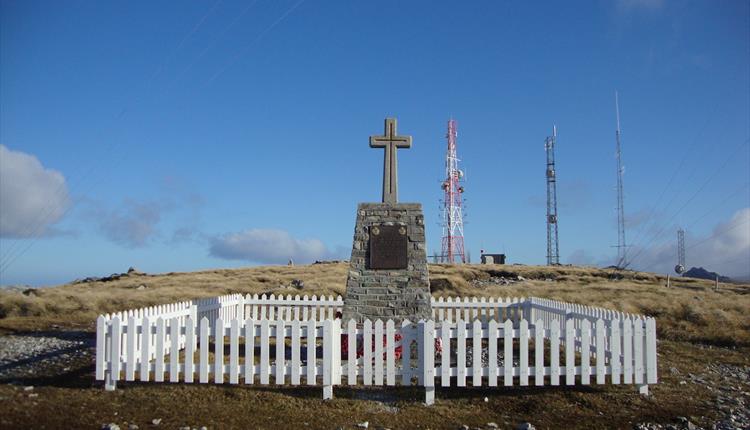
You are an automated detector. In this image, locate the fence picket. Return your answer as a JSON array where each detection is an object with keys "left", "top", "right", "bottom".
[
  {"left": 374, "top": 320, "right": 384, "bottom": 385},
  {"left": 306, "top": 318, "right": 316, "bottom": 385},
  {"left": 550, "top": 319, "right": 560, "bottom": 386},
  {"left": 199, "top": 317, "right": 209, "bottom": 383},
  {"left": 347, "top": 319, "right": 356, "bottom": 385},
  {"left": 276, "top": 319, "right": 285, "bottom": 384},
  {"left": 441, "top": 320, "right": 451, "bottom": 387},
  {"left": 260, "top": 319, "right": 270, "bottom": 384},
  {"left": 581, "top": 319, "right": 591, "bottom": 385},
  {"left": 155, "top": 318, "right": 165, "bottom": 382},
  {"left": 185, "top": 317, "right": 194, "bottom": 383},
  {"left": 596, "top": 319, "right": 605, "bottom": 384},
  {"left": 363, "top": 319, "right": 373, "bottom": 386},
  {"left": 422, "top": 320, "right": 435, "bottom": 393},
  {"left": 140, "top": 317, "right": 151, "bottom": 381},
  {"left": 520, "top": 319, "right": 529, "bottom": 386},
  {"left": 488, "top": 319, "right": 498, "bottom": 387},
  {"left": 623, "top": 318, "right": 633, "bottom": 384},
  {"left": 96, "top": 316, "right": 105, "bottom": 380},
  {"left": 230, "top": 319, "right": 239, "bottom": 384},
  {"left": 292, "top": 319, "right": 301, "bottom": 385},
  {"left": 245, "top": 319, "right": 255, "bottom": 384},
  {"left": 401, "top": 320, "right": 412, "bottom": 385},
  {"left": 634, "top": 318, "right": 644, "bottom": 385},
  {"left": 170, "top": 317, "right": 180, "bottom": 382},
  {"left": 111, "top": 317, "right": 122, "bottom": 382},
  {"left": 456, "top": 319, "right": 466, "bottom": 387},
  {"left": 646, "top": 318, "right": 658, "bottom": 384},
  {"left": 472, "top": 319, "right": 482, "bottom": 386},
  {"left": 386, "top": 320, "right": 395, "bottom": 386},
  {"left": 215, "top": 318, "right": 224, "bottom": 384},
  {"left": 535, "top": 319, "right": 544, "bottom": 386},
  {"left": 611, "top": 318, "right": 621, "bottom": 384},
  {"left": 323, "top": 319, "right": 333, "bottom": 389},
  {"left": 126, "top": 316, "right": 136, "bottom": 381},
  {"left": 504, "top": 319, "right": 513, "bottom": 386},
  {"left": 565, "top": 318, "right": 574, "bottom": 385}
]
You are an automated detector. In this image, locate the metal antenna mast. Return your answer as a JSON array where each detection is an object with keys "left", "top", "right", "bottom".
[
  {"left": 614, "top": 91, "right": 628, "bottom": 268},
  {"left": 545, "top": 125, "right": 560, "bottom": 265},
  {"left": 440, "top": 119, "right": 466, "bottom": 263},
  {"left": 675, "top": 228, "right": 686, "bottom": 274}
]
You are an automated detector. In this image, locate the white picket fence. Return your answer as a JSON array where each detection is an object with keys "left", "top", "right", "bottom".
[{"left": 96, "top": 294, "right": 657, "bottom": 403}]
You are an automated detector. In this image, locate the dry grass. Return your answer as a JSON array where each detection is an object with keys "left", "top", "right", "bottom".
[
  {"left": 1, "top": 263, "right": 748, "bottom": 347},
  {"left": 1, "top": 263, "right": 749, "bottom": 429}
]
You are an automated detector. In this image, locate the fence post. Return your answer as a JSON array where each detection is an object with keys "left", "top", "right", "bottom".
[
  {"left": 96, "top": 316, "right": 106, "bottom": 382},
  {"left": 323, "top": 319, "right": 334, "bottom": 400},
  {"left": 420, "top": 320, "right": 435, "bottom": 405},
  {"left": 105, "top": 317, "right": 121, "bottom": 391}
]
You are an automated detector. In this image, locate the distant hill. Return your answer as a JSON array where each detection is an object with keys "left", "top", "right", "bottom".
[{"left": 683, "top": 266, "right": 732, "bottom": 283}]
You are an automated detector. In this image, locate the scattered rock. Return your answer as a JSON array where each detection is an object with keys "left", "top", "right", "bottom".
[
  {"left": 101, "top": 424, "right": 120, "bottom": 430},
  {"left": 21, "top": 288, "right": 39, "bottom": 296},
  {"left": 516, "top": 423, "right": 535, "bottom": 430},
  {"left": 151, "top": 418, "right": 162, "bottom": 426},
  {"left": 128, "top": 425, "right": 139, "bottom": 430},
  {"left": 483, "top": 397, "right": 489, "bottom": 403},
  {"left": 356, "top": 422, "right": 369, "bottom": 429},
  {"left": 136, "top": 285, "right": 147, "bottom": 290},
  {"left": 291, "top": 279, "right": 305, "bottom": 289},
  {"left": 487, "top": 423, "right": 499, "bottom": 429},
  {"left": 23, "top": 386, "right": 33, "bottom": 391},
  {"left": 27, "top": 393, "right": 38, "bottom": 398}
]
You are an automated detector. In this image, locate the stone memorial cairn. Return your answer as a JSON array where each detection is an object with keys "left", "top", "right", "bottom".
[{"left": 342, "top": 118, "right": 432, "bottom": 323}]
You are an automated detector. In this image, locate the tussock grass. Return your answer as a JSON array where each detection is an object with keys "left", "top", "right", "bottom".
[{"left": 1, "top": 263, "right": 748, "bottom": 346}]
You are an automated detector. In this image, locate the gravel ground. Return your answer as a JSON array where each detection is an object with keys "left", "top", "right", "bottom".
[
  {"left": 634, "top": 361, "right": 750, "bottom": 430},
  {"left": 0, "top": 332, "right": 93, "bottom": 381}
]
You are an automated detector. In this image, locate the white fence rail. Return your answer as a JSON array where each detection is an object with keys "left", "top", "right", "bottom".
[{"left": 96, "top": 295, "right": 657, "bottom": 404}]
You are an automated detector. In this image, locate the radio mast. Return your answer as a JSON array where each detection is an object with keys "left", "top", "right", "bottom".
[
  {"left": 614, "top": 91, "right": 628, "bottom": 268},
  {"left": 440, "top": 119, "right": 466, "bottom": 263},
  {"left": 545, "top": 126, "right": 560, "bottom": 265}
]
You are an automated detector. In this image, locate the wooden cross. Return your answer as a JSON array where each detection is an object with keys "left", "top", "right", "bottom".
[{"left": 370, "top": 118, "right": 412, "bottom": 204}]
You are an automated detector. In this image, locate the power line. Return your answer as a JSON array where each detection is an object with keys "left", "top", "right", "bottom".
[
  {"left": 626, "top": 138, "right": 749, "bottom": 269},
  {"left": 207, "top": 0, "right": 305, "bottom": 84},
  {"left": 625, "top": 69, "right": 746, "bottom": 253},
  {"left": 147, "top": 0, "right": 224, "bottom": 88}
]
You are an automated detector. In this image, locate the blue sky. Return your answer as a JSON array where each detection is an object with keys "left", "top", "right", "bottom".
[{"left": 1, "top": 0, "right": 748, "bottom": 286}]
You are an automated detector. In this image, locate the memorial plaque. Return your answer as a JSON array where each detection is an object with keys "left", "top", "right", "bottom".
[{"left": 369, "top": 224, "right": 408, "bottom": 269}]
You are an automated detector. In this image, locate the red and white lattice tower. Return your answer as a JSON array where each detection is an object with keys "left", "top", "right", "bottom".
[{"left": 440, "top": 119, "right": 466, "bottom": 263}]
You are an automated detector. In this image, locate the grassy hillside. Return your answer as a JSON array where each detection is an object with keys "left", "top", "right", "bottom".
[
  {"left": 1, "top": 263, "right": 748, "bottom": 429},
  {"left": 1, "top": 263, "right": 748, "bottom": 346}
]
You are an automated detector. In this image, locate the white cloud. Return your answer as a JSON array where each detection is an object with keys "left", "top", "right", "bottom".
[
  {"left": 209, "top": 229, "right": 332, "bottom": 264},
  {"left": 94, "top": 199, "right": 164, "bottom": 248},
  {"left": 0, "top": 145, "right": 70, "bottom": 238},
  {"left": 629, "top": 208, "right": 750, "bottom": 279}
]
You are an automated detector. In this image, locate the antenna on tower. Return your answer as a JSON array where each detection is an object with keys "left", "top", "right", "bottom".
[
  {"left": 545, "top": 125, "right": 560, "bottom": 265},
  {"left": 439, "top": 119, "right": 466, "bottom": 264},
  {"left": 675, "top": 228, "right": 686, "bottom": 274},
  {"left": 614, "top": 91, "right": 629, "bottom": 269}
]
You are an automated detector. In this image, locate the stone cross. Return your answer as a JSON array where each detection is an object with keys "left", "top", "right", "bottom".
[{"left": 370, "top": 118, "right": 412, "bottom": 204}]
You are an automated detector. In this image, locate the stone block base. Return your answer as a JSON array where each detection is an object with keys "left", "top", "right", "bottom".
[{"left": 342, "top": 203, "right": 432, "bottom": 323}]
